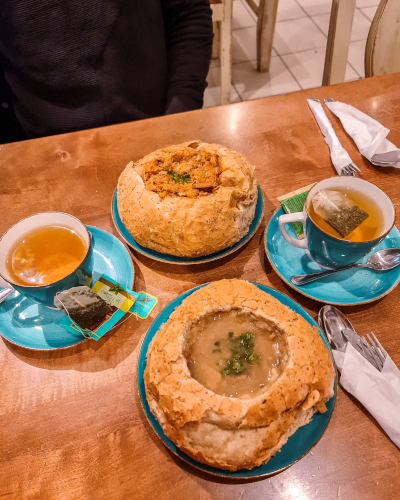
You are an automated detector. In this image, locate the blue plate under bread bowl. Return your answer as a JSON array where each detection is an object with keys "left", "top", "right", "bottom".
[{"left": 137, "top": 282, "right": 337, "bottom": 478}]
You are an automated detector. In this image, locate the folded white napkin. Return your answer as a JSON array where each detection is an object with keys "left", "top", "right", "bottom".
[
  {"left": 324, "top": 98, "right": 400, "bottom": 167},
  {"left": 333, "top": 343, "right": 400, "bottom": 447},
  {"left": 307, "top": 98, "right": 358, "bottom": 175}
]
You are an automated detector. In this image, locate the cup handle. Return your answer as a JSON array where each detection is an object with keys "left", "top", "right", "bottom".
[{"left": 278, "top": 212, "right": 308, "bottom": 249}]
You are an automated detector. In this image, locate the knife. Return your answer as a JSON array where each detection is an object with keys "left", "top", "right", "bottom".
[{"left": 371, "top": 151, "right": 400, "bottom": 164}]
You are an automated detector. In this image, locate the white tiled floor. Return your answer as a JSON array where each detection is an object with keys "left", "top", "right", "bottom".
[{"left": 204, "top": 0, "right": 380, "bottom": 108}]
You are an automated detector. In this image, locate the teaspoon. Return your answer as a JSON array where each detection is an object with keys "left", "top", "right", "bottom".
[{"left": 291, "top": 248, "right": 400, "bottom": 286}]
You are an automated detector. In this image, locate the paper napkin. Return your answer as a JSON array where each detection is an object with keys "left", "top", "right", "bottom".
[
  {"left": 333, "top": 343, "right": 400, "bottom": 448},
  {"left": 307, "top": 98, "right": 358, "bottom": 175},
  {"left": 324, "top": 98, "right": 400, "bottom": 167}
]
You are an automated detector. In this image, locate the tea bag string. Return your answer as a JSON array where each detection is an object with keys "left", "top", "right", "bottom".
[{"left": 54, "top": 292, "right": 92, "bottom": 339}]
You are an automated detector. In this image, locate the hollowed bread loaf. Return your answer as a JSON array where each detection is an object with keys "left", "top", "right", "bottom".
[
  {"left": 144, "top": 280, "right": 335, "bottom": 471},
  {"left": 117, "top": 141, "right": 258, "bottom": 257}
]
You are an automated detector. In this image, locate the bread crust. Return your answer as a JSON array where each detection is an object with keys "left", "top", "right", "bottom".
[
  {"left": 144, "top": 280, "right": 335, "bottom": 471},
  {"left": 117, "top": 141, "right": 258, "bottom": 257}
]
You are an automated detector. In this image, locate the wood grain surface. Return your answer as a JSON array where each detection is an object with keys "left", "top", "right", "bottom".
[{"left": 1, "top": 73, "right": 400, "bottom": 500}]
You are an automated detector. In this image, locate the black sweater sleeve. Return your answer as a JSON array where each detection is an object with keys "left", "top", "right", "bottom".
[{"left": 162, "top": 0, "right": 213, "bottom": 115}]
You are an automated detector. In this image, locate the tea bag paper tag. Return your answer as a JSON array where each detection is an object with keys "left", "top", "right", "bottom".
[{"left": 58, "top": 274, "right": 157, "bottom": 340}]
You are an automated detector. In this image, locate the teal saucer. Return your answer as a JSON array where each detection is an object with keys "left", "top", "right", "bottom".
[
  {"left": 111, "top": 186, "right": 263, "bottom": 264},
  {"left": 0, "top": 226, "right": 134, "bottom": 350},
  {"left": 265, "top": 207, "right": 400, "bottom": 305},
  {"left": 137, "top": 283, "right": 336, "bottom": 478}
]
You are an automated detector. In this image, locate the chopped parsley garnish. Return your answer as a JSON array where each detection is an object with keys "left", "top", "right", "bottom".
[
  {"left": 162, "top": 167, "right": 191, "bottom": 184},
  {"left": 212, "top": 331, "right": 261, "bottom": 376}
]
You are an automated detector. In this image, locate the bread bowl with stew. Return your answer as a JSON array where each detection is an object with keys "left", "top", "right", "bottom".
[
  {"left": 143, "top": 279, "right": 335, "bottom": 471},
  {"left": 117, "top": 141, "right": 258, "bottom": 257}
]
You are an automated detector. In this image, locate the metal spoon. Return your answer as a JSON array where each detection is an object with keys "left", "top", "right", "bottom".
[
  {"left": 318, "top": 305, "right": 354, "bottom": 352},
  {"left": 0, "top": 276, "right": 15, "bottom": 305},
  {"left": 318, "top": 305, "right": 380, "bottom": 367},
  {"left": 0, "top": 287, "right": 14, "bottom": 305},
  {"left": 291, "top": 248, "right": 400, "bottom": 286}
]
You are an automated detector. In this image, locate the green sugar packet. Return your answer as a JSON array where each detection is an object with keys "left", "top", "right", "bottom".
[{"left": 277, "top": 183, "right": 316, "bottom": 239}]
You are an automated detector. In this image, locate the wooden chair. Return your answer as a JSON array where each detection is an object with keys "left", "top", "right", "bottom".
[
  {"left": 244, "top": 0, "right": 279, "bottom": 72},
  {"left": 210, "top": 0, "right": 233, "bottom": 105},
  {"left": 322, "top": 0, "right": 357, "bottom": 86},
  {"left": 322, "top": 0, "right": 400, "bottom": 86},
  {"left": 365, "top": 0, "right": 400, "bottom": 77}
]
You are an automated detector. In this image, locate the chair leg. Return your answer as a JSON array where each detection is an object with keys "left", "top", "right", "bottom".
[
  {"left": 220, "top": 0, "right": 232, "bottom": 105},
  {"left": 257, "top": 0, "right": 279, "bottom": 73},
  {"left": 212, "top": 21, "right": 220, "bottom": 60},
  {"left": 322, "top": 0, "right": 357, "bottom": 85}
]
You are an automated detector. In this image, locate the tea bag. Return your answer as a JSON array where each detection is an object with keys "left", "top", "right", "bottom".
[
  {"left": 54, "top": 286, "right": 113, "bottom": 330},
  {"left": 312, "top": 189, "right": 369, "bottom": 238}
]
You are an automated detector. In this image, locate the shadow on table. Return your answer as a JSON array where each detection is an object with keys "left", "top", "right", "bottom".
[
  {"left": 131, "top": 224, "right": 265, "bottom": 284},
  {"left": 2, "top": 314, "right": 144, "bottom": 373},
  {"left": 1, "top": 255, "right": 149, "bottom": 372}
]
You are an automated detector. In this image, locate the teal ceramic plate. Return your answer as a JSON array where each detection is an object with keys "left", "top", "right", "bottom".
[
  {"left": 137, "top": 283, "right": 336, "bottom": 478},
  {"left": 111, "top": 186, "right": 263, "bottom": 264},
  {"left": 0, "top": 226, "right": 134, "bottom": 350},
  {"left": 265, "top": 207, "right": 400, "bottom": 305}
]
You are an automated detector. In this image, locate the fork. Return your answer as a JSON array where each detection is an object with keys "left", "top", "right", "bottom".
[
  {"left": 341, "top": 164, "right": 360, "bottom": 176},
  {"left": 356, "top": 331, "right": 387, "bottom": 371},
  {"left": 307, "top": 98, "right": 361, "bottom": 177}
]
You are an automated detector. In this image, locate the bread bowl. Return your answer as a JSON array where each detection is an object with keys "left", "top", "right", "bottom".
[
  {"left": 144, "top": 279, "right": 335, "bottom": 471},
  {"left": 117, "top": 141, "right": 258, "bottom": 257}
]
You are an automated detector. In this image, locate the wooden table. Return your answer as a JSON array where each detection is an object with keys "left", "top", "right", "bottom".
[{"left": 1, "top": 73, "right": 400, "bottom": 500}]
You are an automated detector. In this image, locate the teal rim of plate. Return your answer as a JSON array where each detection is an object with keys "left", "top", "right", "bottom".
[
  {"left": 0, "top": 225, "right": 134, "bottom": 351},
  {"left": 137, "top": 282, "right": 337, "bottom": 479},
  {"left": 265, "top": 207, "right": 400, "bottom": 306},
  {"left": 111, "top": 186, "right": 264, "bottom": 265}
]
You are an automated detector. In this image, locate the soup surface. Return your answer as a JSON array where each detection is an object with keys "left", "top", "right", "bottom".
[
  {"left": 5, "top": 225, "right": 87, "bottom": 286},
  {"left": 185, "top": 309, "right": 288, "bottom": 398},
  {"left": 308, "top": 186, "right": 385, "bottom": 242}
]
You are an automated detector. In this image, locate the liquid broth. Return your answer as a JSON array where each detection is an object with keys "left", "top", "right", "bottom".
[
  {"left": 308, "top": 186, "right": 385, "bottom": 242},
  {"left": 185, "top": 310, "right": 288, "bottom": 399},
  {"left": 5, "top": 225, "right": 87, "bottom": 286}
]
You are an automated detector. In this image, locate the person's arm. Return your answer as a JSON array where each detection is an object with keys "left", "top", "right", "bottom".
[{"left": 162, "top": 0, "right": 213, "bottom": 115}]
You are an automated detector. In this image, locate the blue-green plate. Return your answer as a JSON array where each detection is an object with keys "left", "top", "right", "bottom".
[
  {"left": 111, "top": 186, "right": 263, "bottom": 264},
  {"left": 0, "top": 226, "right": 134, "bottom": 350},
  {"left": 137, "top": 282, "right": 336, "bottom": 478},
  {"left": 265, "top": 207, "right": 400, "bottom": 305}
]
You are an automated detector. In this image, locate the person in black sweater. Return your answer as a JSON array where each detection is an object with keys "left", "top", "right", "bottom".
[{"left": 0, "top": 0, "right": 213, "bottom": 142}]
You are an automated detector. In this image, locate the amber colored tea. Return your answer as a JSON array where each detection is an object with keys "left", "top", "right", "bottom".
[
  {"left": 308, "top": 187, "right": 385, "bottom": 242},
  {"left": 5, "top": 225, "right": 87, "bottom": 286}
]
